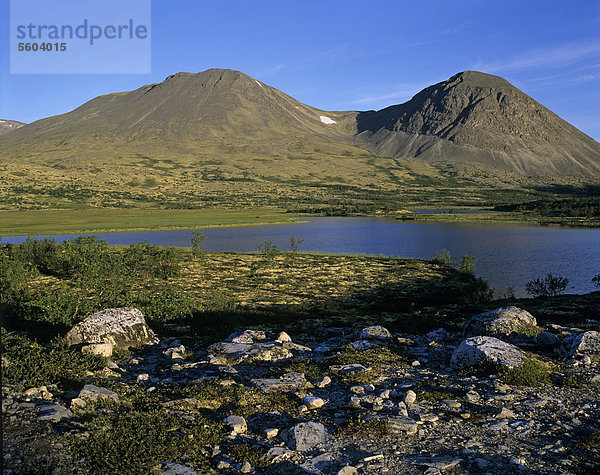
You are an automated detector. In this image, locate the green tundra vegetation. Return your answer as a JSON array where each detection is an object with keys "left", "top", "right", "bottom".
[{"left": 0, "top": 236, "right": 493, "bottom": 340}]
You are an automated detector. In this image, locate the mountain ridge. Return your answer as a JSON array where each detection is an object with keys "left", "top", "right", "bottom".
[
  {"left": 353, "top": 71, "right": 600, "bottom": 176},
  {"left": 1, "top": 68, "right": 598, "bottom": 180}
]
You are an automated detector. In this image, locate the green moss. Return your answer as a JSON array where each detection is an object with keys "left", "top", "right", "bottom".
[
  {"left": 178, "top": 381, "right": 298, "bottom": 418},
  {"left": 327, "top": 346, "right": 409, "bottom": 367},
  {"left": 228, "top": 443, "right": 270, "bottom": 469},
  {"left": 457, "top": 358, "right": 503, "bottom": 377},
  {"left": 500, "top": 358, "right": 552, "bottom": 387},
  {"left": 337, "top": 415, "right": 391, "bottom": 437},
  {"left": 515, "top": 323, "right": 542, "bottom": 336},
  {"left": 273, "top": 358, "right": 324, "bottom": 381},
  {"left": 560, "top": 374, "right": 593, "bottom": 389},
  {"left": 72, "top": 406, "right": 226, "bottom": 473},
  {"left": 418, "top": 389, "right": 464, "bottom": 402}
]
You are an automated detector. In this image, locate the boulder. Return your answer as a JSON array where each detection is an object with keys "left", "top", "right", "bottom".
[
  {"left": 359, "top": 326, "right": 392, "bottom": 340},
  {"left": 302, "top": 396, "right": 326, "bottom": 410},
  {"left": 558, "top": 331, "right": 600, "bottom": 360},
  {"left": 163, "top": 345, "right": 187, "bottom": 360},
  {"left": 37, "top": 402, "right": 73, "bottom": 422},
  {"left": 207, "top": 341, "right": 292, "bottom": 365},
  {"left": 450, "top": 336, "right": 527, "bottom": 370},
  {"left": 464, "top": 307, "right": 537, "bottom": 337},
  {"left": 536, "top": 331, "right": 561, "bottom": 347},
  {"left": 78, "top": 384, "right": 119, "bottom": 403},
  {"left": 276, "top": 331, "right": 292, "bottom": 342},
  {"left": 223, "top": 415, "right": 247, "bottom": 434},
  {"left": 158, "top": 463, "right": 197, "bottom": 475},
  {"left": 251, "top": 372, "right": 307, "bottom": 393},
  {"left": 65, "top": 308, "right": 156, "bottom": 351},
  {"left": 227, "top": 330, "right": 268, "bottom": 344},
  {"left": 287, "top": 421, "right": 327, "bottom": 451}
]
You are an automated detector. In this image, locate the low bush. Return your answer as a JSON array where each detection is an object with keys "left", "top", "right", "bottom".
[
  {"left": 499, "top": 358, "right": 552, "bottom": 387},
  {"left": 525, "top": 273, "right": 569, "bottom": 297},
  {"left": 72, "top": 406, "right": 225, "bottom": 473},
  {"left": 1, "top": 329, "right": 106, "bottom": 388}
]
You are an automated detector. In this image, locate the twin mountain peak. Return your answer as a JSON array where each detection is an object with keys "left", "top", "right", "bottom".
[{"left": 2, "top": 68, "right": 599, "bottom": 177}]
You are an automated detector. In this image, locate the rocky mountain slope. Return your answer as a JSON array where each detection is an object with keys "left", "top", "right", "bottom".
[
  {"left": 0, "top": 119, "right": 25, "bottom": 135},
  {"left": 354, "top": 71, "right": 600, "bottom": 176}
]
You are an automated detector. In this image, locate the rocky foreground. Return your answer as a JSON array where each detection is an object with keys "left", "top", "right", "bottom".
[{"left": 3, "top": 307, "right": 600, "bottom": 474}]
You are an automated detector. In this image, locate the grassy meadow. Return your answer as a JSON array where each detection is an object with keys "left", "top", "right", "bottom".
[{"left": 0, "top": 208, "right": 302, "bottom": 236}]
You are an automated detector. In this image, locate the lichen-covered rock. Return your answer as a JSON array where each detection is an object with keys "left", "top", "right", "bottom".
[
  {"left": 287, "top": 421, "right": 327, "bottom": 451},
  {"left": 359, "top": 325, "right": 392, "bottom": 340},
  {"left": 450, "top": 336, "right": 527, "bottom": 370},
  {"left": 157, "top": 462, "right": 197, "bottom": 474},
  {"left": 81, "top": 343, "right": 114, "bottom": 357},
  {"left": 226, "top": 330, "right": 268, "bottom": 344},
  {"left": 251, "top": 372, "right": 307, "bottom": 393},
  {"left": 65, "top": 308, "right": 156, "bottom": 350},
  {"left": 329, "top": 364, "right": 370, "bottom": 374},
  {"left": 558, "top": 331, "right": 600, "bottom": 360},
  {"left": 464, "top": 307, "right": 537, "bottom": 337},
  {"left": 37, "top": 402, "right": 73, "bottom": 422},
  {"left": 207, "top": 341, "right": 292, "bottom": 365},
  {"left": 78, "top": 384, "right": 119, "bottom": 403},
  {"left": 208, "top": 330, "right": 301, "bottom": 365},
  {"left": 223, "top": 415, "right": 247, "bottom": 434}
]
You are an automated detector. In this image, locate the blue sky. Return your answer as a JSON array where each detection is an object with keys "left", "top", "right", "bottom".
[{"left": 1, "top": 0, "right": 599, "bottom": 140}]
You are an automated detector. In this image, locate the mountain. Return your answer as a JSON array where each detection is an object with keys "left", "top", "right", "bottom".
[
  {"left": 354, "top": 71, "right": 600, "bottom": 176},
  {"left": 0, "top": 69, "right": 353, "bottom": 158},
  {"left": 0, "top": 120, "right": 25, "bottom": 135}
]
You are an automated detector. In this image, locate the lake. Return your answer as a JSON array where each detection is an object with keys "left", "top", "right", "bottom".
[{"left": 4, "top": 217, "right": 599, "bottom": 297}]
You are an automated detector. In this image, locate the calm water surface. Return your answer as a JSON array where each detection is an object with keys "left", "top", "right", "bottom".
[{"left": 5, "top": 217, "right": 599, "bottom": 297}]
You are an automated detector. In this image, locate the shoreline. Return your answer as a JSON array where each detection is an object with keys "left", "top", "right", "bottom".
[{"left": 2, "top": 207, "right": 599, "bottom": 237}]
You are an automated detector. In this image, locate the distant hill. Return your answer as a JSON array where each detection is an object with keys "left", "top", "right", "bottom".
[
  {"left": 354, "top": 71, "right": 600, "bottom": 176},
  {"left": 0, "top": 120, "right": 25, "bottom": 135}
]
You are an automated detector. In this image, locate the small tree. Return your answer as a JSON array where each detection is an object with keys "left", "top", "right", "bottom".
[
  {"left": 433, "top": 249, "right": 453, "bottom": 266},
  {"left": 525, "top": 273, "right": 569, "bottom": 297},
  {"left": 459, "top": 255, "right": 476, "bottom": 274},
  {"left": 593, "top": 274, "right": 600, "bottom": 288},
  {"left": 257, "top": 241, "right": 280, "bottom": 262},
  {"left": 289, "top": 235, "right": 303, "bottom": 254},
  {"left": 190, "top": 229, "right": 207, "bottom": 259}
]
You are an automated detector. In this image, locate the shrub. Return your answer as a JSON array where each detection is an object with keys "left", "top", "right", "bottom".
[
  {"left": 73, "top": 406, "right": 225, "bottom": 473},
  {"left": 433, "top": 249, "right": 453, "bottom": 266},
  {"left": 1, "top": 329, "right": 106, "bottom": 388},
  {"left": 289, "top": 235, "right": 303, "bottom": 254},
  {"left": 593, "top": 274, "right": 600, "bottom": 288},
  {"left": 458, "top": 255, "right": 476, "bottom": 274},
  {"left": 525, "top": 273, "right": 569, "bottom": 297},
  {"left": 190, "top": 229, "right": 207, "bottom": 259},
  {"left": 228, "top": 443, "right": 270, "bottom": 469},
  {"left": 433, "top": 250, "right": 476, "bottom": 274},
  {"left": 257, "top": 241, "right": 280, "bottom": 261}
]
